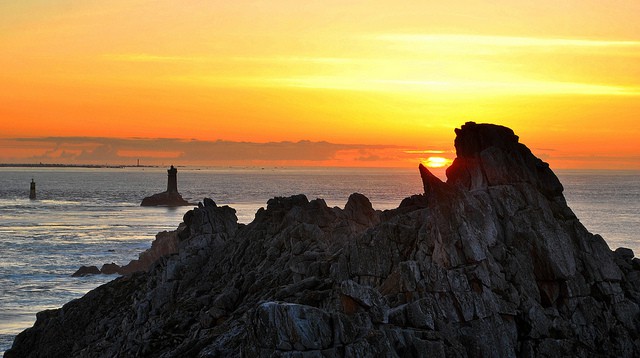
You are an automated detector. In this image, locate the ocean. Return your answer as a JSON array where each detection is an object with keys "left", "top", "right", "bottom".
[{"left": 0, "top": 167, "right": 638, "bottom": 355}]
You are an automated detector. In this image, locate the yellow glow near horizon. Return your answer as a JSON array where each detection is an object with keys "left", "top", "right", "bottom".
[{"left": 423, "top": 157, "right": 452, "bottom": 168}]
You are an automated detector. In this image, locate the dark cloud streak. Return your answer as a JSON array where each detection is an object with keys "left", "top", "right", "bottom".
[{"left": 8, "top": 137, "right": 402, "bottom": 164}]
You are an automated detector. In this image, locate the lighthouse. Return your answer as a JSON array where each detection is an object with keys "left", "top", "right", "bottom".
[
  {"left": 141, "top": 165, "right": 192, "bottom": 206},
  {"left": 29, "top": 179, "right": 36, "bottom": 200},
  {"left": 167, "top": 165, "right": 178, "bottom": 193}
]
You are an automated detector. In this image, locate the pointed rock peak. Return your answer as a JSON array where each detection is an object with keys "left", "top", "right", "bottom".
[
  {"left": 419, "top": 163, "right": 450, "bottom": 197},
  {"left": 345, "top": 193, "right": 374, "bottom": 213},
  {"left": 202, "top": 198, "right": 217, "bottom": 208},
  {"left": 345, "top": 193, "right": 379, "bottom": 226}
]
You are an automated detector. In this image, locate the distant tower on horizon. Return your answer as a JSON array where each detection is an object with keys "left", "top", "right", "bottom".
[
  {"left": 29, "top": 179, "right": 36, "bottom": 200},
  {"left": 167, "top": 165, "right": 178, "bottom": 193}
]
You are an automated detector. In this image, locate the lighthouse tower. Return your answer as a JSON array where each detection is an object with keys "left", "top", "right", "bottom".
[
  {"left": 29, "top": 179, "right": 36, "bottom": 200},
  {"left": 141, "top": 165, "right": 192, "bottom": 206},
  {"left": 167, "top": 165, "right": 178, "bottom": 193}
]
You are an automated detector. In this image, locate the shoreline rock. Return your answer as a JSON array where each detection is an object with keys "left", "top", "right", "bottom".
[
  {"left": 140, "top": 191, "right": 194, "bottom": 207},
  {"left": 72, "top": 228, "right": 183, "bottom": 277},
  {"left": 70, "top": 265, "right": 100, "bottom": 277},
  {"left": 8, "top": 122, "right": 640, "bottom": 358}
]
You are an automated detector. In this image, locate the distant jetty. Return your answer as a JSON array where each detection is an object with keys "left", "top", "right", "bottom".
[
  {"left": 0, "top": 163, "right": 128, "bottom": 168},
  {"left": 140, "top": 165, "right": 194, "bottom": 206}
]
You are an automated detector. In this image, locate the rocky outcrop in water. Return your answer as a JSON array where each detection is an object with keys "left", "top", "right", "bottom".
[
  {"left": 140, "top": 191, "right": 193, "bottom": 207},
  {"left": 141, "top": 166, "right": 194, "bottom": 206},
  {"left": 7, "top": 122, "right": 640, "bottom": 357},
  {"left": 71, "top": 265, "right": 100, "bottom": 277}
]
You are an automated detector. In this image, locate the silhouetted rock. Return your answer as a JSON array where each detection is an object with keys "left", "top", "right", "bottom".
[
  {"left": 99, "top": 263, "right": 120, "bottom": 275},
  {"left": 71, "top": 265, "right": 100, "bottom": 277},
  {"left": 140, "top": 191, "right": 193, "bottom": 207},
  {"left": 446, "top": 121, "right": 563, "bottom": 198},
  {"left": 8, "top": 122, "right": 640, "bottom": 358}
]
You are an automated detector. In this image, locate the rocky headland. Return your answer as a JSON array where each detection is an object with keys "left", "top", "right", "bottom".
[{"left": 7, "top": 122, "right": 640, "bottom": 357}]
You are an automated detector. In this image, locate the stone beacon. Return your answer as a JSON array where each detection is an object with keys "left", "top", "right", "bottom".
[
  {"left": 167, "top": 165, "right": 178, "bottom": 193},
  {"left": 29, "top": 179, "right": 36, "bottom": 200},
  {"left": 140, "top": 165, "right": 194, "bottom": 206}
]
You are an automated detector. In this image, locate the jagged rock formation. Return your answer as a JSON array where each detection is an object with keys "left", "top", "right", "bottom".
[
  {"left": 71, "top": 229, "right": 181, "bottom": 276},
  {"left": 7, "top": 122, "right": 640, "bottom": 357}
]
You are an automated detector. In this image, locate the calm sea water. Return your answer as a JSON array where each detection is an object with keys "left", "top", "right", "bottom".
[{"left": 0, "top": 167, "right": 638, "bottom": 355}]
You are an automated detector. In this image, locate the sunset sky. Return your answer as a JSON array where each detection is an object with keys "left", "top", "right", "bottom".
[{"left": 1, "top": 1, "right": 639, "bottom": 168}]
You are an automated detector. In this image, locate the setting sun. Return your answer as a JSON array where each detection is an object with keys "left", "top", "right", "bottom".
[{"left": 422, "top": 156, "right": 452, "bottom": 168}]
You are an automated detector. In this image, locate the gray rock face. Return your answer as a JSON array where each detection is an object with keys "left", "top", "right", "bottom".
[
  {"left": 7, "top": 122, "right": 640, "bottom": 358},
  {"left": 71, "top": 229, "right": 182, "bottom": 276}
]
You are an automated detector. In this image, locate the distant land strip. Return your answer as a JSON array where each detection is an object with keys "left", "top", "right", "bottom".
[{"left": 0, "top": 163, "right": 159, "bottom": 169}]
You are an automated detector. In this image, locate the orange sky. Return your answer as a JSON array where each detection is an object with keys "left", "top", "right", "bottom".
[{"left": 1, "top": 1, "right": 639, "bottom": 168}]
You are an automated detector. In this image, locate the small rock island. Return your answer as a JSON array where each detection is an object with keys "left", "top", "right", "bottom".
[
  {"left": 141, "top": 165, "right": 194, "bottom": 206},
  {"left": 7, "top": 122, "right": 640, "bottom": 357}
]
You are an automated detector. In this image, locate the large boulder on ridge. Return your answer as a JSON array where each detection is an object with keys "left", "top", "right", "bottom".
[{"left": 7, "top": 122, "right": 640, "bottom": 358}]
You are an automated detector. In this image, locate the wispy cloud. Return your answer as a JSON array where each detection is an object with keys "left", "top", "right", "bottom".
[
  {"left": 104, "top": 53, "right": 355, "bottom": 65},
  {"left": 3, "top": 136, "right": 638, "bottom": 169},
  {"left": 404, "top": 150, "right": 448, "bottom": 154},
  {"left": 375, "top": 34, "right": 640, "bottom": 49},
  {"left": 103, "top": 54, "right": 208, "bottom": 63},
  {"left": 3, "top": 137, "right": 421, "bottom": 167},
  {"left": 102, "top": 34, "right": 640, "bottom": 97},
  {"left": 269, "top": 76, "right": 640, "bottom": 96},
  {"left": 370, "top": 79, "right": 640, "bottom": 96}
]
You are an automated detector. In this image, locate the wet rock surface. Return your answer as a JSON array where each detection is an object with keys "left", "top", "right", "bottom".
[{"left": 8, "top": 122, "right": 640, "bottom": 357}]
